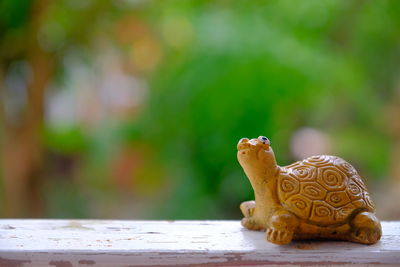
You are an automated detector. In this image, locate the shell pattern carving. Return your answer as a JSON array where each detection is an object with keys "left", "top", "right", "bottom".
[{"left": 278, "top": 155, "right": 374, "bottom": 225}]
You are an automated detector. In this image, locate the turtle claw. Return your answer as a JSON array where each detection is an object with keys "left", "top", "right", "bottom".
[
  {"left": 266, "top": 228, "right": 293, "bottom": 245},
  {"left": 241, "top": 201, "right": 264, "bottom": 230},
  {"left": 240, "top": 201, "right": 256, "bottom": 217},
  {"left": 241, "top": 217, "right": 261, "bottom": 230}
]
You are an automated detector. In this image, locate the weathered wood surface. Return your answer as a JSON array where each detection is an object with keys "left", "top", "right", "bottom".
[{"left": 0, "top": 220, "right": 399, "bottom": 266}]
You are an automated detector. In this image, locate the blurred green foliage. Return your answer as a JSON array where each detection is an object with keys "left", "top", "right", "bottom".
[
  {"left": 133, "top": 0, "right": 399, "bottom": 219},
  {"left": 1, "top": 0, "right": 400, "bottom": 219}
]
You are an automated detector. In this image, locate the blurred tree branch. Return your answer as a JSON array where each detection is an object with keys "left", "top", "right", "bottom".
[
  {"left": 1, "top": 0, "right": 53, "bottom": 217},
  {"left": 0, "top": 0, "right": 118, "bottom": 217}
]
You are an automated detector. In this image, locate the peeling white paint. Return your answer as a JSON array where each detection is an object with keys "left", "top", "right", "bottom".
[{"left": 0, "top": 220, "right": 399, "bottom": 266}]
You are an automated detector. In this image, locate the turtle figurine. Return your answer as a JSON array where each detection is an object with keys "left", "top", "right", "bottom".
[{"left": 237, "top": 136, "right": 381, "bottom": 245}]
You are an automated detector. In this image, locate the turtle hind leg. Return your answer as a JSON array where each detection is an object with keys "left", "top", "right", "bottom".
[{"left": 349, "top": 211, "right": 382, "bottom": 244}]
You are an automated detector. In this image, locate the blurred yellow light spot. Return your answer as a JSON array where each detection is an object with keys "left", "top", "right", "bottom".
[
  {"left": 130, "top": 36, "right": 162, "bottom": 73},
  {"left": 161, "top": 16, "right": 194, "bottom": 48}
]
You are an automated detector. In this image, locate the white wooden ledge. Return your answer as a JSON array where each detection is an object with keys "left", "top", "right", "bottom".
[{"left": 0, "top": 220, "right": 399, "bottom": 266}]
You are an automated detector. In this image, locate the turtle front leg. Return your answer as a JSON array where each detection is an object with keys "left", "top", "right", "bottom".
[
  {"left": 266, "top": 209, "right": 299, "bottom": 245},
  {"left": 240, "top": 201, "right": 262, "bottom": 230}
]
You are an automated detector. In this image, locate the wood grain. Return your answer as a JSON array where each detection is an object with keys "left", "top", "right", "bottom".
[{"left": 0, "top": 220, "right": 399, "bottom": 266}]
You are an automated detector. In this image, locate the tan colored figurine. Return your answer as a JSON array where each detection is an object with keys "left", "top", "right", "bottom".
[{"left": 237, "top": 136, "right": 381, "bottom": 245}]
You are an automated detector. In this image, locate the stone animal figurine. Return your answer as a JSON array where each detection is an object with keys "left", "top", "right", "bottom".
[{"left": 237, "top": 136, "right": 381, "bottom": 245}]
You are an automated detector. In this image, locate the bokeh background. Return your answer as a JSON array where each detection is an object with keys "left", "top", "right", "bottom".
[{"left": 1, "top": 0, "right": 400, "bottom": 220}]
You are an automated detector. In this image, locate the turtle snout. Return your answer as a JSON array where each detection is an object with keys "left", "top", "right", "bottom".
[
  {"left": 238, "top": 136, "right": 272, "bottom": 151},
  {"left": 237, "top": 137, "right": 250, "bottom": 150}
]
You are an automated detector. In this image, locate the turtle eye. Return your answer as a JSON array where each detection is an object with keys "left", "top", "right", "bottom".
[{"left": 258, "top": 136, "right": 270, "bottom": 145}]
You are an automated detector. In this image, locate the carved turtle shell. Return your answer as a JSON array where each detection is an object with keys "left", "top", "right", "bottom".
[{"left": 277, "top": 155, "right": 375, "bottom": 225}]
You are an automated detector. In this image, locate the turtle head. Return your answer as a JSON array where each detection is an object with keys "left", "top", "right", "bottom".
[{"left": 237, "top": 136, "right": 278, "bottom": 181}]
